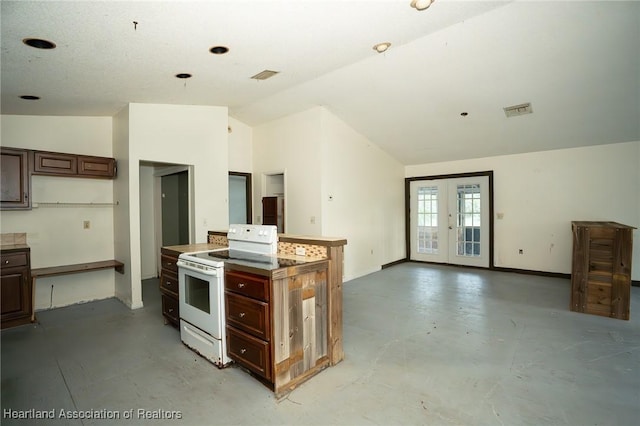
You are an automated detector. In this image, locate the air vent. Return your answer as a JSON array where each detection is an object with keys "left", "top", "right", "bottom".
[
  {"left": 504, "top": 102, "right": 533, "bottom": 117},
  {"left": 251, "top": 70, "right": 279, "bottom": 81}
]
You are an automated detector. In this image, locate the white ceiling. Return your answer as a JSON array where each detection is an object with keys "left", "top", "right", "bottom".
[{"left": 2, "top": 0, "right": 639, "bottom": 165}]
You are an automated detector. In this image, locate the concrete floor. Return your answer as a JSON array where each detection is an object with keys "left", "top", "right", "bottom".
[{"left": 2, "top": 263, "right": 639, "bottom": 425}]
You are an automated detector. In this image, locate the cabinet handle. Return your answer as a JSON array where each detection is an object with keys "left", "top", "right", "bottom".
[
  {"left": 4, "top": 260, "right": 8, "bottom": 264},
  {"left": 25, "top": 192, "right": 28, "bottom": 200},
  {"left": 240, "top": 348, "right": 247, "bottom": 354},
  {"left": 239, "top": 312, "right": 246, "bottom": 318},
  {"left": 166, "top": 281, "right": 172, "bottom": 286},
  {"left": 168, "top": 308, "right": 174, "bottom": 313},
  {"left": 238, "top": 283, "right": 245, "bottom": 288}
]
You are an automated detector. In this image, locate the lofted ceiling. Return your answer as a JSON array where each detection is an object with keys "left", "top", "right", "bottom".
[{"left": 1, "top": 0, "right": 639, "bottom": 165}]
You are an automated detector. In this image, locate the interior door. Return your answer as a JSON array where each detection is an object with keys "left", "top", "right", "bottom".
[{"left": 410, "top": 176, "right": 490, "bottom": 268}]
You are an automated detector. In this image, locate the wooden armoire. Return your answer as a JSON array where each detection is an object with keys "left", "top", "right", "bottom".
[{"left": 570, "top": 221, "right": 635, "bottom": 320}]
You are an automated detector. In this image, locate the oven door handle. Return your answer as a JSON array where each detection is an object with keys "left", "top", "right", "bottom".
[{"left": 177, "top": 260, "right": 221, "bottom": 276}]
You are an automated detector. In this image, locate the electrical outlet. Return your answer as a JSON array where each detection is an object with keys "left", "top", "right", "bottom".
[
  {"left": 83, "top": 220, "right": 90, "bottom": 229},
  {"left": 310, "top": 216, "right": 316, "bottom": 224},
  {"left": 518, "top": 249, "right": 523, "bottom": 254}
]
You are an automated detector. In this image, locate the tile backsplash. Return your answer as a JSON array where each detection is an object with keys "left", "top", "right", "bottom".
[
  {"left": 1, "top": 233, "right": 27, "bottom": 246},
  {"left": 207, "top": 233, "right": 328, "bottom": 259}
]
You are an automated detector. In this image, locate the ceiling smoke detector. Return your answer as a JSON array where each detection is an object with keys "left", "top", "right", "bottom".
[
  {"left": 251, "top": 70, "right": 279, "bottom": 81},
  {"left": 410, "top": 0, "right": 435, "bottom": 11},
  {"left": 373, "top": 42, "right": 391, "bottom": 53},
  {"left": 504, "top": 102, "right": 533, "bottom": 117}
]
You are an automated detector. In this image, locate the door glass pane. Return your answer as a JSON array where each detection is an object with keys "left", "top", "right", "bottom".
[
  {"left": 184, "top": 275, "right": 210, "bottom": 313},
  {"left": 456, "top": 184, "right": 481, "bottom": 257},
  {"left": 417, "top": 186, "right": 438, "bottom": 254}
]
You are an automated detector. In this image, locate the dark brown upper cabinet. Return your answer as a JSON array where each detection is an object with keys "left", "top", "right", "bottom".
[
  {"left": 0, "top": 147, "right": 31, "bottom": 210},
  {"left": 33, "top": 151, "right": 116, "bottom": 179}
]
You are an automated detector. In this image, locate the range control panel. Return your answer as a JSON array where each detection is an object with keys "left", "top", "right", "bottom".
[{"left": 227, "top": 224, "right": 278, "bottom": 254}]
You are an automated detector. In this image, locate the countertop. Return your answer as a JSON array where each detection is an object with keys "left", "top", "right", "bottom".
[
  {"left": 207, "top": 230, "right": 347, "bottom": 246},
  {"left": 0, "top": 243, "right": 30, "bottom": 252},
  {"left": 161, "top": 243, "right": 226, "bottom": 254}
]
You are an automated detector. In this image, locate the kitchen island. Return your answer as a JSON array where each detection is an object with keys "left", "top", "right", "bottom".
[
  {"left": 208, "top": 231, "right": 347, "bottom": 367},
  {"left": 161, "top": 233, "right": 346, "bottom": 397}
]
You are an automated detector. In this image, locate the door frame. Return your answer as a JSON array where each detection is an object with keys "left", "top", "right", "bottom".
[{"left": 405, "top": 170, "right": 494, "bottom": 268}]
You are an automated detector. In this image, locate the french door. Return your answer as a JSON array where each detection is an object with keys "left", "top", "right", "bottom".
[{"left": 409, "top": 175, "right": 490, "bottom": 268}]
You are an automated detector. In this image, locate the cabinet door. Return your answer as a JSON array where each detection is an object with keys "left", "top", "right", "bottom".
[
  {"left": 0, "top": 148, "right": 30, "bottom": 210},
  {"left": 33, "top": 151, "right": 77, "bottom": 175},
  {"left": 78, "top": 155, "right": 116, "bottom": 178},
  {"left": 0, "top": 268, "right": 31, "bottom": 328}
]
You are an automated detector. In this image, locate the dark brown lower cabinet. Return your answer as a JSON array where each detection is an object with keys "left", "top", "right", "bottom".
[
  {"left": 1, "top": 247, "right": 33, "bottom": 329},
  {"left": 160, "top": 248, "right": 180, "bottom": 326}
]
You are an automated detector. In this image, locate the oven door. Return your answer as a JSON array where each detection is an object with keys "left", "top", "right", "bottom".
[{"left": 178, "top": 263, "right": 223, "bottom": 339}]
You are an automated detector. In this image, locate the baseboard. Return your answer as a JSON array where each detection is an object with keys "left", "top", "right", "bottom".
[
  {"left": 381, "top": 259, "right": 407, "bottom": 269},
  {"left": 491, "top": 266, "right": 570, "bottom": 280},
  {"left": 382, "top": 259, "right": 639, "bottom": 287}
]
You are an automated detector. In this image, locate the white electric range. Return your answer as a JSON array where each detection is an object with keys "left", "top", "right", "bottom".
[{"left": 176, "top": 224, "right": 278, "bottom": 368}]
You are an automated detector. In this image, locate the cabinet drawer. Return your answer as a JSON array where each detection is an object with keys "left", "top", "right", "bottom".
[
  {"left": 161, "top": 254, "right": 178, "bottom": 274},
  {"left": 160, "top": 273, "right": 179, "bottom": 297},
  {"left": 162, "top": 294, "right": 179, "bottom": 325},
  {"left": 225, "top": 270, "right": 269, "bottom": 302},
  {"left": 34, "top": 151, "right": 77, "bottom": 175},
  {"left": 227, "top": 326, "right": 271, "bottom": 380},
  {"left": 1, "top": 252, "right": 28, "bottom": 268},
  {"left": 225, "top": 292, "right": 270, "bottom": 341}
]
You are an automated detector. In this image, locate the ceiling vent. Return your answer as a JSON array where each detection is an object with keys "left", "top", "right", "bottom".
[
  {"left": 504, "top": 102, "right": 533, "bottom": 117},
  {"left": 251, "top": 70, "right": 279, "bottom": 81}
]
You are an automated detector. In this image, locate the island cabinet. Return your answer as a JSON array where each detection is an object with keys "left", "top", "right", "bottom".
[
  {"left": 1, "top": 245, "right": 32, "bottom": 329},
  {"left": 224, "top": 260, "right": 330, "bottom": 398},
  {"left": 159, "top": 247, "right": 180, "bottom": 326},
  {"left": 571, "top": 221, "right": 635, "bottom": 320}
]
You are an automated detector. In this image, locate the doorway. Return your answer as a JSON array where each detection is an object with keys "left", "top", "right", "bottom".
[
  {"left": 406, "top": 172, "right": 493, "bottom": 268},
  {"left": 161, "top": 170, "right": 189, "bottom": 246},
  {"left": 262, "top": 173, "right": 285, "bottom": 233},
  {"left": 229, "top": 172, "right": 252, "bottom": 225}
]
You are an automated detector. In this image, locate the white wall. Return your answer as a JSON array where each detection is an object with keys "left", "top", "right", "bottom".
[
  {"left": 114, "top": 103, "right": 228, "bottom": 308},
  {"left": 253, "top": 107, "right": 405, "bottom": 281},
  {"left": 406, "top": 141, "right": 640, "bottom": 280},
  {"left": 228, "top": 116, "right": 253, "bottom": 172},
  {"left": 320, "top": 109, "right": 405, "bottom": 280},
  {"left": 253, "top": 108, "right": 324, "bottom": 235},
  {"left": 0, "top": 115, "right": 117, "bottom": 309}
]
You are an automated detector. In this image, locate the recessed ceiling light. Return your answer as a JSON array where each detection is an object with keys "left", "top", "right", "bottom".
[
  {"left": 373, "top": 42, "right": 391, "bottom": 53},
  {"left": 210, "top": 46, "right": 229, "bottom": 55},
  {"left": 23, "top": 38, "right": 56, "bottom": 49},
  {"left": 175, "top": 73, "right": 192, "bottom": 79},
  {"left": 20, "top": 95, "right": 40, "bottom": 100},
  {"left": 410, "top": 0, "right": 435, "bottom": 11}
]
